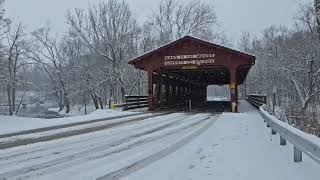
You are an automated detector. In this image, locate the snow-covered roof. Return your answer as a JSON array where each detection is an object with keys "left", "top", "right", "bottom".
[{"left": 129, "top": 35, "right": 256, "bottom": 65}]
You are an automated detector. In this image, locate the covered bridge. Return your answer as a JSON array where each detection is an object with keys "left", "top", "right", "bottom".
[{"left": 129, "top": 36, "right": 255, "bottom": 112}]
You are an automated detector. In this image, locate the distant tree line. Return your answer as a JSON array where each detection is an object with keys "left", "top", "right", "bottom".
[{"left": 240, "top": 2, "right": 320, "bottom": 135}]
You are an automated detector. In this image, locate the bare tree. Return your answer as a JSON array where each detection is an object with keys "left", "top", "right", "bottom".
[
  {"left": 150, "top": 0, "right": 175, "bottom": 45},
  {"left": 1, "top": 23, "right": 26, "bottom": 115},
  {"left": 66, "top": 0, "right": 140, "bottom": 104},
  {"left": 149, "top": 0, "right": 225, "bottom": 45},
  {"left": 26, "top": 27, "right": 72, "bottom": 113},
  {"left": 244, "top": 3, "right": 320, "bottom": 130}
]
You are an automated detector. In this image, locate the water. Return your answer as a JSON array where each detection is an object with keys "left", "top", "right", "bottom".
[{"left": 0, "top": 103, "right": 64, "bottom": 119}]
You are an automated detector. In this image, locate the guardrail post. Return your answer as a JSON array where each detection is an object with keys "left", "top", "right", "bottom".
[
  {"left": 271, "top": 129, "right": 276, "bottom": 135},
  {"left": 294, "top": 146, "right": 302, "bottom": 162},
  {"left": 280, "top": 136, "right": 286, "bottom": 145},
  {"left": 260, "top": 105, "right": 320, "bottom": 164}
]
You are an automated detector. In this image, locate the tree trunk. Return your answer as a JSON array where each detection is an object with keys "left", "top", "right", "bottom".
[
  {"left": 12, "top": 86, "right": 16, "bottom": 113},
  {"left": 120, "top": 86, "right": 126, "bottom": 104},
  {"left": 15, "top": 95, "right": 24, "bottom": 115},
  {"left": 315, "top": 0, "right": 320, "bottom": 36},
  {"left": 98, "top": 97, "right": 104, "bottom": 109},
  {"left": 83, "top": 91, "right": 87, "bottom": 115},
  {"left": 58, "top": 102, "right": 63, "bottom": 112},
  {"left": 90, "top": 93, "right": 99, "bottom": 110},
  {"left": 109, "top": 83, "right": 114, "bottom": 109},
  {"left": 137, "top": 80, "right": 141, "bottom": 95},
  {"left": 65, "top": 96, "right": 71, "bottom": 114},
  {"left": 7, "top": 85, "right": 13, "bottom": 116},
  {"left": 58, "top": 91, "right": 64, "bottom": 111}
]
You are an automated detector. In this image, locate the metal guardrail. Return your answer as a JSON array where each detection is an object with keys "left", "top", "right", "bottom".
[
  {"left": 114, "top": 95, "right": 148, "bottom": 111},
  {"left": 259, "top": 105, "right": 320, "bottom": 164},
  {"left": 247, "top": 94, "right": 267, "bottom": 107}
]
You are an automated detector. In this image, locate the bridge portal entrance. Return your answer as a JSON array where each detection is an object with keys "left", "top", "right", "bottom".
[{"left": 129, "top": 36, "right": 255, "bottom": 112}]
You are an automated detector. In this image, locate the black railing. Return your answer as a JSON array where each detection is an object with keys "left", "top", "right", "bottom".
[
  {"left": 115, "top": 95, "right": 148, "bottom": 111},
  {"left": 247, "top": 94, "right": 267, "bottom": 107}
]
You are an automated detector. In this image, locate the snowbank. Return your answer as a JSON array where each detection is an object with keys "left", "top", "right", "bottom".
[
  {"left": 48, "top": 105, "right": 97, "bottom": 116},
  {"left": 0, "top": 109, "right": 139, "bottom": 135}
]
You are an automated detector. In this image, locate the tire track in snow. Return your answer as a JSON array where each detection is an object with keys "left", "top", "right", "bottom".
[
  {"left": 0, "top": 112, "right": 147, "bottom": 138},
  {"left": 0, "top": 113, "right": 191, "bottom": 168},
  {"left": 0, "top": 113, "right": 187, "bottom": 164},
  {"left": 0, "top": 112, "right": 172, "bottom": 149},
  {"left": 98, "top": 115, "right": 218, "bottom": 180},
  {"left": 0, "top": 114, "right": 209, "bottom": 179}
]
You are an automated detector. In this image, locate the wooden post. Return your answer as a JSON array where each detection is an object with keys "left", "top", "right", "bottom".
[
  {"left": 147, "top": 69, "right": 154, "bottom": 111},
  {"left": 154, "top": 74, "right": 161, "bottom": 107},
  {"left": 165, "top": 83, "right": 170, "bottom": 105},
  {"left": 159, "top": 76, "right": 164, "bottom": 109},
  {"left": 230, "top": 67, "right": 238, "bottom": 113}
]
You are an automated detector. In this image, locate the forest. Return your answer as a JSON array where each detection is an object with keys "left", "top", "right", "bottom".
[{"left": 244, "top": 1, "right": 320, "bottom": 135}]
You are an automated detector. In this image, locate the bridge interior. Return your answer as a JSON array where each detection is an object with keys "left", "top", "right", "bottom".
[
  {"left": 152, "top": 68, "right": 232, "bottom": 112},
  {"left": 129, "top": 36, "right": 255, "bottom": 113}
]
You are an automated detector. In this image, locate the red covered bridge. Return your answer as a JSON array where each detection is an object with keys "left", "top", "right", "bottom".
[{"left": 129, "top": 36, "right": 255, "bottom": 112}]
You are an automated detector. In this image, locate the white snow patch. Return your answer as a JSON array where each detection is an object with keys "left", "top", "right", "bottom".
[{"left": 0, "top": 109, "right": 139, "bottom": 135}]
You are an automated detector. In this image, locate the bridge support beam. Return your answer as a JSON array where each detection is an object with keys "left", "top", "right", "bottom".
[
  {"left": 147, "top": 69, "right": 154, "bottom": 111},
  {"left": 230, "top": 67, "right": 238, "bottom": 113}
]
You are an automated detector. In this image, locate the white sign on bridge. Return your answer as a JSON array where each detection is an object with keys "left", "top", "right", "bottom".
[{"left": 164, "top": 54, "right": 215, "bottom": 66}]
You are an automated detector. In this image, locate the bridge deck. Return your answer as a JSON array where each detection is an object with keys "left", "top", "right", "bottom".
[{"left": 126, "top": 101, "right": 320, "bottom": 180}]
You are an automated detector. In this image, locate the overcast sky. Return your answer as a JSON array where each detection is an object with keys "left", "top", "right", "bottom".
[{"left": 5, "top": 0, "right": 313, "bottom": 44}]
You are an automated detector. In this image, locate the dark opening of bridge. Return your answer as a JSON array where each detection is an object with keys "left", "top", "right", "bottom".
[{"left": 129, "top": 36, "right": 255, "bottom": 112}]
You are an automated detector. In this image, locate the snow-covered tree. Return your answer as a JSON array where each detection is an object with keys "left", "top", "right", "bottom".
[
  {"left": 66, "top": 0, "right": 140, "bottom": 103},
  {"left": 148, "top": 0, "right": 227, "bottom": 45},
  {"left": 245, "top": 3, "right": 320, "bottom": 122},
  {"left": 26, "top": 27, "right": 72, "bottom": 113},
  {"left": 0, "top": 23, "right": 27, "bottom": 115}
]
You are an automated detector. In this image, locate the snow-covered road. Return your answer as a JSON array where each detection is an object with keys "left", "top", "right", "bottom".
[
  {"left": 0, "top": 112, "right": 169, "bottom": 149},
  {"left": 0, "top": 112, "right": 218, "bottom": 180},
  {"left": 0, "top": 101, "right": 319, "bottom": 180},
  {"left": 125, "top": 102, "right": 320, "bottom": 180}
]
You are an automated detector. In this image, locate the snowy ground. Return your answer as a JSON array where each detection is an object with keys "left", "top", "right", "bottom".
[
  {"left": 48, "top": 105, "right": 98, "bottom": 116},
  {"left": 125, "top": 102, "right": 320, "bottom": 180},
  {"left": 0, "top": 101, "right": 319, "bottom": 180},
  {"left": 0, "top": 109, "right": 140, "bottom": 135}
]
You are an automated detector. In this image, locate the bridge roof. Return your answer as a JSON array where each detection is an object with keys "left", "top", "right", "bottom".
[{"left": 129, "top": 36, "right": 255, "bottom": 85}]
